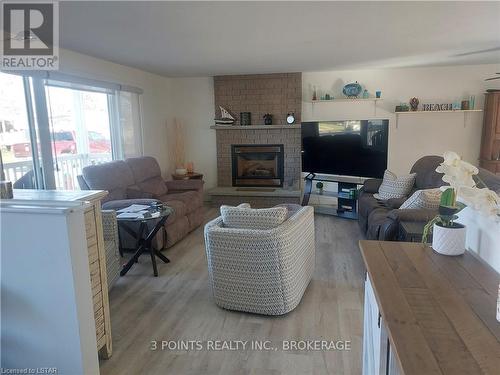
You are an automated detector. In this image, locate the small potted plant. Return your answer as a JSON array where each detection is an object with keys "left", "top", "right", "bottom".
[
  {"left": 423, "top": 151, "right": 500, "bottom": 255},
  {"left": 316, "top": 181, "right": 324, "bottom": 194}
]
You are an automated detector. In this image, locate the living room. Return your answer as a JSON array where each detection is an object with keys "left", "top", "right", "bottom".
[{"left": 1, "top": 2, "right": 500, "bottom": 375}]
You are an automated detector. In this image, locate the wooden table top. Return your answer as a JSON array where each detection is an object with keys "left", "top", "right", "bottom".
[{"left": 359, "top": 240, "right": 500, "bottom": 375}]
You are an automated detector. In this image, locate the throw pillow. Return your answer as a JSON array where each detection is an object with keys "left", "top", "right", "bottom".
[
  {"left": 373, "top": 170, "right": 416, "bottom": 200},
  {"left": 220, "top": 205, "right": 288, "bottom": 230},
  {"left": 400, "top": 188, "right": 441, "bottom": 209}
]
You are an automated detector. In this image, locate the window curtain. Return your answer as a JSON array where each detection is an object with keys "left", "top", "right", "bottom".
[{"left": 118, "top": 91, "right": 143, "bottom": 158}]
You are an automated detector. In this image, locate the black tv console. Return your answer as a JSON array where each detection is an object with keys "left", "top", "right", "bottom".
[{"left": 301, "top": 173, "right": 363, "bottom": 220}]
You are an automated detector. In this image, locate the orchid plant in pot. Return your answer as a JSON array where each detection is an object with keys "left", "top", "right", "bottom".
[{"left": 423, "top": 151, "right": 500, "bottom": 256}]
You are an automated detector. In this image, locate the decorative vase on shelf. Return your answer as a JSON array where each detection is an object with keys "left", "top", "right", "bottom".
[
  {"left": 362, "top": 89, "right": 369, "bottom": 99},
  {"left": 186, "top": 162, "right": 194, "bottom": 173},
  {"left": 431, "top": 223, "right": 466, "bottom": 256}
]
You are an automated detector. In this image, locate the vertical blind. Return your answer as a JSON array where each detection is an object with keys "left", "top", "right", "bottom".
[{"left": 118, "top": 91, "right": 143, "bottom": 158}]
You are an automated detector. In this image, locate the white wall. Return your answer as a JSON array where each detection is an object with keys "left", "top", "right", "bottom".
[
  {"left": 1, "top": 201, "right": 99, "bottom": 374},
  {"left": 303, "top": 64, "right": 499, "bottom": 174},
  {"left": 59, "top": 49, "right": 173, "bottom": 175},
  {"left": 458, "top": 208, "right": 500, "bottom": 273},
  {"left": 170, "top": 77, "right": 216, "bottom": 190}
]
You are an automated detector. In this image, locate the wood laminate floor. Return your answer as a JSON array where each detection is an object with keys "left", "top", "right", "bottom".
[{"left": 100, "top": 207, "right": 365, "bottom": 375}]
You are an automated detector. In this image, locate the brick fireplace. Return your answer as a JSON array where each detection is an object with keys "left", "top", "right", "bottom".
[{"left": 209, "top": 73, "right": 302, "bottom": 206}]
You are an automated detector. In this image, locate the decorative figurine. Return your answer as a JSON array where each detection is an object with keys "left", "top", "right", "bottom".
[
  {"left": 410, "top": 97, "right": 419, "bottom": 111},
  {"left": 214, "top": 106, "right": 235, "bottom": 125},
  {"left": 263, "top": 113, "right": 273, "bottom": 125},
  {"left": 362, "top": 89, "right": 369, "bottom": 99}
]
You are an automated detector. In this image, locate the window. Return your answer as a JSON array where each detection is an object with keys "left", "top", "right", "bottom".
[{"left": 0, "top": 71, "right": 143, "bottom": 190}]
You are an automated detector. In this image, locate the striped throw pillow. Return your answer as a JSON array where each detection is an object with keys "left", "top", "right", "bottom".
[
  {"left": 374, "top": 170, "right": 416, "bottom": 200},
  {"left": 400, "top": 188, "right": 441, "bottom": 209}
]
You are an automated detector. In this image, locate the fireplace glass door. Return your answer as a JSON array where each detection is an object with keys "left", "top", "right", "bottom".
[{"left": 232, "top": 144, "right": 284, "bottom": 187}]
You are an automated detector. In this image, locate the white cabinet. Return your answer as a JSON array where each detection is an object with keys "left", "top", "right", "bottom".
[{"left": 363, "top": 274, "right": 400, "bottom": 375}]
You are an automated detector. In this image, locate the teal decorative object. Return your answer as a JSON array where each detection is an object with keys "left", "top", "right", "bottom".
[
  {"left": 362, "top": 89, "right": 369, "bottom": 99},
  {"left": 343, "top": 81, "right": 362, "bottom": 98}
]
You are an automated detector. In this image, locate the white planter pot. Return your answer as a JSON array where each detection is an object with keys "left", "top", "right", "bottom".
[
  {"left": 175, "top": 168, "right": 187, "bottom": 175},
  {"left": 432, "top": 223, "right": 466, "bottom": 256}
]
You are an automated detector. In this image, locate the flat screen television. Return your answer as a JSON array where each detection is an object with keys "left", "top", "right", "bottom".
[{"left": 301, "top": 119, "right": 389, "bottom": 178}]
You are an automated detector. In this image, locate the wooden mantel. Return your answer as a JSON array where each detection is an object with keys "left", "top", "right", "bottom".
[{"left": 359, "top": 240, "right": 500, "bottom": 375}]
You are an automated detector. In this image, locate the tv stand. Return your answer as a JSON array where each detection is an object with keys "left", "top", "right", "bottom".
[{"left": 301, "top": 173, "right": 362, "bottom": 220}]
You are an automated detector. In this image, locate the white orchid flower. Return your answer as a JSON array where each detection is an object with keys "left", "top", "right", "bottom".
[
  {"left": 434, "top": 151, "right": 500, "bottom": 220},
  {"left": 436, "top": 151, "right": 478, "bottom": 191},
  {"left": 459, "top": 187, "right": 500, "bottom": 218},
  {"left": 441, "top": 151, "right": 461, "bottom": 165}
]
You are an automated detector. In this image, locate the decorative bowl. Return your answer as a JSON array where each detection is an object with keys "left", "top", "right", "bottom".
[
  {"left": 343, "top": 82, "right": 362, "bottom": 98},
  {"left": 175, "top": 168, "right": 187, "bottom": 175}
]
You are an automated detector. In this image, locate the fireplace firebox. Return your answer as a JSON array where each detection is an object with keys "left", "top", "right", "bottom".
[{"left": 231, "top": 144, "right": 284, "bottom": 187}]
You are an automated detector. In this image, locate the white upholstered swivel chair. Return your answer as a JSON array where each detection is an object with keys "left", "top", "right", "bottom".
[{"left": 204, "top": 204, "right": 315, "bottom": 315}]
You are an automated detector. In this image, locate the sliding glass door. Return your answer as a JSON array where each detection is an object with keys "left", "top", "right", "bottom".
[
  {"left": 45, "top": 84, "right": 114, "bottom": 189},
  {"left": 0, "top": 71, "right": 142, "bottom": 191},
  {"left": 0, "top": 73, "right": 43, "bottom": 189}
]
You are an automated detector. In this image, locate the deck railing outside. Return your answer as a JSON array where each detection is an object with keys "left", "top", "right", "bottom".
[{"left": 3, "top": 153, "right": 112, "bottom": 190}]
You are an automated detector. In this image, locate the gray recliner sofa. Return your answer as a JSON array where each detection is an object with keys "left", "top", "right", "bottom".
[
  {"left": 78, "top": 156, "right": 204, "bottom": 248},
  {"left": 358, "top": 155, "right": 500, "bottom": 241},
  {"left": 358, "top": 155, "right": 445, "bottom": 241}
]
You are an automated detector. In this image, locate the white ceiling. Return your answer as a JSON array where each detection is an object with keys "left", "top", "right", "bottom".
[{"left": 60, "top": 1, "right": 500, "bottom": 77}]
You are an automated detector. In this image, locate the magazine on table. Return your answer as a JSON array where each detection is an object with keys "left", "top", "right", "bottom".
[{"left": 116, "top": 205, "right": 161, "bottom": 220}]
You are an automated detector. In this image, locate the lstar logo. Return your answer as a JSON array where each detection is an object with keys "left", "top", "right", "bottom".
[{"left": 1, "top": 1, "right": 59, "bottom": 70}]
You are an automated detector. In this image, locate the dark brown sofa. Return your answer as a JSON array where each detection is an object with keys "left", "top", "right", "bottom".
[
  {"left": 358, "top": 155, "right": 445, "bottom": 240},
  {"left": 78, "top": 156, "right": 204, "bottom": 248}
]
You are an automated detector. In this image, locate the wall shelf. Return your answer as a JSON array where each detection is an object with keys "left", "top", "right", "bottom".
[
  {"left": 394, "top": 109, "right": 482, "bottom": 114},
  {"left": 210, "top": 124, "right": 301, "bottom": 130},
  {"left": 308, "top": 98, "right": 382, "bottom": 103},
  {"left": 394, "top": 109, "right": 483, "bottom": 128},
  {"left": 307, "top": 98, "right": 383, "bottom": 117}
]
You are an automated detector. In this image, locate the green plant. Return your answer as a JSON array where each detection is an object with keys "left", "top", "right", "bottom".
[{"left": 422, "top": 187, "right": 465, "bottom": 243}]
